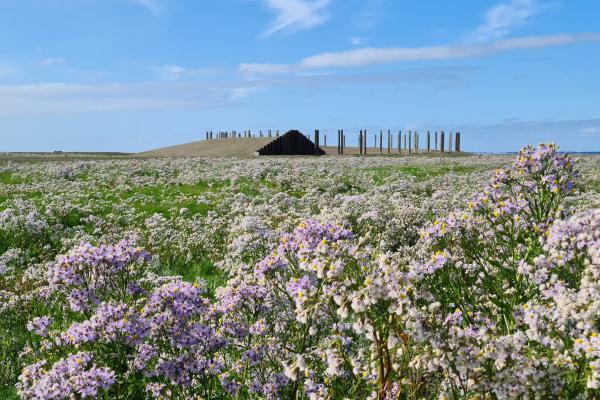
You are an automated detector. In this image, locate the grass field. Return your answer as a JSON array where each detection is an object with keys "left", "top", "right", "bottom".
[{"left": 1, "top": 148, "right": 600, "bottom": 399}]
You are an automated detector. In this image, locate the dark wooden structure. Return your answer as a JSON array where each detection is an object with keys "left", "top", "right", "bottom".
[{"left": 256, "top": 130, "right": 325, "bottom": 156}]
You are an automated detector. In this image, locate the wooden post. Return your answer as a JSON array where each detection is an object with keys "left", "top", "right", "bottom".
[
  {"left": 379, "top": 130, "right": 383, "bottom": 155},
  {"left": 427, "top": 131, "right": 430, "bottom": 153},
  {"left": 374, "top": 134, "right": 376, "bottom": 149},
  {"left": 434, "top": 131, "right": 438, "bottom": 151},
  {"left": 363, "top": 129, "right": 367, "bottom": 155},
  {"left": 440, "top": 131, "right": 445, "bottom": 153},
  {"left": 449, "top": 132, "right": 453, "bottom": 153},
  {"left": 387, "top": 130, "right": 391, "bottom": 154},
  {"left": 324, "top": 134, "right": 327, "bottom": 147},
  {"left": 343, "top": 132, "right": 346, "bottom": 155},
  {"left": 314, "top": 129, "right": 320, "bottom": 154},
  {"left": 414, "top": 131, "right": 418, "bottom": 154},
  {"left": 397, "top": 131, "right": 401, "bottom": 154},
  {"left": 408, "top": 130, "right": 412, "bottom": 154},
  {"left": 359, "top": 130, "right": 363, "bottom": 155},
  {"left": 455, "top": 131, "right": 461, "bottom": 152},
  {"left": 404, "top": 133, "right": 407, "bottom": 153}
]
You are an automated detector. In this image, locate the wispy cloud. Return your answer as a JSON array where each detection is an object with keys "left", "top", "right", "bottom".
[
  {"left": 356, "top": 0, "right": 389, "bottom": 31},
  {"left": 239, "top": 63, "right": 295, "bottom": 76},
  {"left": 581, "top": 127, "right": 598, "bottom": 135},
  {"left": 0, "top": 64, "right": 16, "bottom": 79},
  {"left": 240, "top": 33, "right": 600, "bottom": 75},
  {"left": 37, "top": 57, "right": 67, "bottom": 67},
  {"left": 0, "top": 67, "right": 473, "bottom": 117},
  {"left": 350, "top": 37, "right": 366, "bottom": 46},
  {"left": 471, "top": 0, "right": 550, "bottom": 42},
  {"left": 128, "top": 0, "right": 164, "bottom": 15},
  {"left": 154, "top": 65, "right": 222, "bottom": 80},
  {"left": 260, "top": 0, "right": 331, "bottom": 36},
  {"left": 0, "top": 82, "right": 250, "bottom": 117}
]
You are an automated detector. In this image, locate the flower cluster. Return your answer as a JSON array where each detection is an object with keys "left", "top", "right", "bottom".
[
  {"left": 17, "top": 352, "right": 115, "bottom": 399},
  {"left": 4, "top": 144, "right": 600, "bottom": 399},
  {"left": 47, "top": 240, "right": 151, "bottom": 312}
]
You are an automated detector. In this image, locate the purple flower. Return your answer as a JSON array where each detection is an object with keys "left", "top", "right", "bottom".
[
  {"left": 26, "top": 316, "right": 53, "bottom": 337},
  {"left": 17, "top": 352, "right": 115, "bottom": 399}
]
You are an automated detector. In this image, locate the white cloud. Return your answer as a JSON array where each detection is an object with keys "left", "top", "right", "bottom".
[
  {"left": 155, "top": 65, "right": 222, "bottom": 80},
  {"left": 356, "top": 0, "right": 389, "bottom": 31},
  {"left": 240, "top": 33, "right": 600, "bottom": 74},
  {"left": 38, "top": 57, "right": 67, "bottom": 67},
  {"left": 471, "top": 0, "right": 549, "bottom": 42},
  {"left": 0, "top": 67, "right": 475, "bottom": 117},
  {"left": 581, "top": 127, "right": 598, "bottom": 134},
  {"left": 350, "top": 37, "right": 366, "bottom": 46},
  {"left": 0, "top": 64, "right": 16, "bottom": 79},
  {"left": 261, "top": 0, "right": 331, "bottom": 36},
  {"left": 238, "top": 63, "right": 295, "bottom": 76},
  {"left": 0, "top": 82, "right": 251, "bottom": 117},
  {"left": 224, "top": 87, "right": 255, "bottom": 101},
  {"left": 129, "top": 0, "right": 164, "bottom": 15}
]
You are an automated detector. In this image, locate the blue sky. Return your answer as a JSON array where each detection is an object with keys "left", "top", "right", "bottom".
[{"left": 0, "top": 0, "right": 599, "bottom": 152}]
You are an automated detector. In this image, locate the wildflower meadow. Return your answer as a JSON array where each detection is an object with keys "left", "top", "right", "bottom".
[{"left": 1, "top": 144, "right": 600, "bottom": 399}]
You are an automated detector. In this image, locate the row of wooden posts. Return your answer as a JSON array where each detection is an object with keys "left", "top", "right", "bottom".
[
  {"left": 335, "top": 129, "right": 461, "bottom": 154},
  {"left": 203, "top": 129, "right": 461, "bottom": 154},
  {"left": 204, "top": 130, "right": 280, "bottom": 139}
]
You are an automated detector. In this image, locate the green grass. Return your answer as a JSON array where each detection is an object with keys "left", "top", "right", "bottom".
[
  {"left": 0, "top": 386, "right": 17, "bottom": 399},
  {"left": 588, "top": 181, "right": 600, "bottom": 193},
  {"left": 365, "top": 164, "right": 479, "bottom": 185},
  {"left": 0, "top": 172, "right": 21, "bottom": 185},
  {"left": 160, "top": 257, "right": 226, "bottom": 299},
  {"left": 113, "top": 179, "right": 230, "bottom": 218}
]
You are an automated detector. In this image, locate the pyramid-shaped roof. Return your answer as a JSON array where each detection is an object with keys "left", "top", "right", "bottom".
[{"left": 256, "top": 130, "right": 325, "bottom": 156}]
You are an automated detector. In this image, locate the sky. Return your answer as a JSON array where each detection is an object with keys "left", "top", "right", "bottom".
[{"left": 0, "top": 0, "right": 599, "bottom": 153}]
